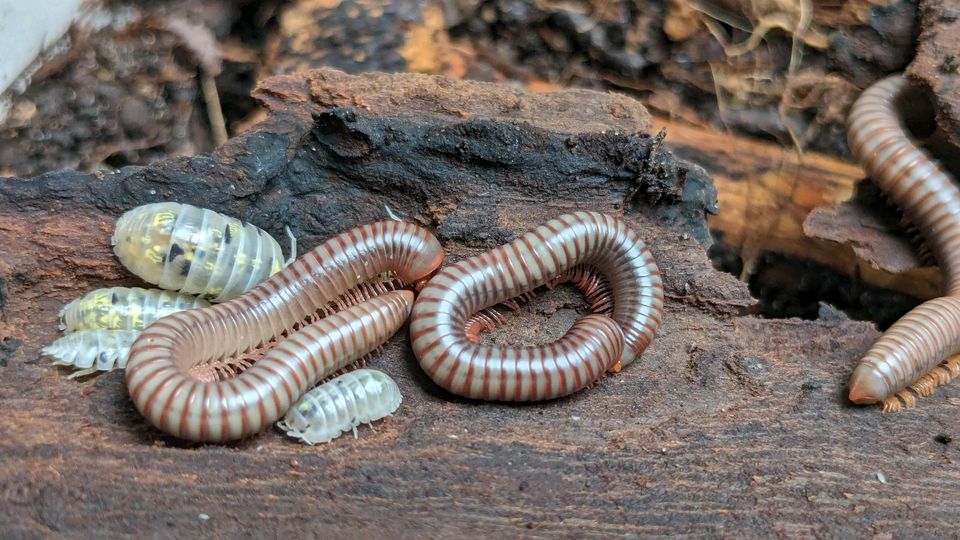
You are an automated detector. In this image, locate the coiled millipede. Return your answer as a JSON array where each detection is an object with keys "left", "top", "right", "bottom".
[
  {"left": 278, "top": 368, "right": 402, "bottom": 445},
  {"left": 124, "top": 220, "right": 444, "bottom": 442},
  {"left": 409, "top": 211, "right": 664, "bottom": 401},
  {"left": 112, "top": 202, "right": 294, "bottom": 302},
  {"left": 44, "top": 287, "right": 211, "bottom": 378},
  {"left": 847, "top": 74, "right": 960, "bottom": 412}
]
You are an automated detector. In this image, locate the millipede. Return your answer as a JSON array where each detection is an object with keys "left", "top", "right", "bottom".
[
  {"left": 278, "top": 368, "right": 402, "bottom": 445},
  {"left": 409, "top": 211, "right": 664, "bottom": 401},
  {"left": 111, "top": 202, "right": 294, "bottom": 303},
  {"left": 846, "top": 74, "right": 960, "bottom": 412},
  {"left": 124, "top": 219, "right": 444, "bottom": 442}
]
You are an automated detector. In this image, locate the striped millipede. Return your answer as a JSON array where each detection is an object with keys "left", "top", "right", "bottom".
[
  {"left": 124, "top": 220, "right": 444, "bottom": 442},
  {"left": 409, "top": 211, "right": 664, "bottom": 401},
  {"left": 278, "top": 368, "right": 402, "bottom": 445},
  {"left": 112, "top": 202, "right": 294, "bottom": 302},
  {"left": 847, "top": 74, "right": 960, "bottom": 411}
]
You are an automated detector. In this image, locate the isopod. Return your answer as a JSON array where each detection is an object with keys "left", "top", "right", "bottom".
[
  {"left": 846, "top": 74, "right": 960, "bottom": 411},
  {"left": 125, "top": 219, "right": 444, "bottom": 442},
  {"left": 43, "top": 330, "right": 141, "bottom": 379},
  {"left": 111, "top": 202, "right": 294, "bottom": 302},
  {"left": 277, "top": 369, "right": 402, "bottom": 445},
  {"left": 59, "top": 287, "right": 210, "bottom": 332},
  {"left": 409, "top": 211, "right": 664, "bottom": 401}
]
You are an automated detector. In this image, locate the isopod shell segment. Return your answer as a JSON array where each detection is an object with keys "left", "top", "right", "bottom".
[
  {"left": 125, "top": 220, "right": 444, "bottom": 442},
  {"left": 410, "top": 211, "right": 664, "bottom": 401},
  {"left": 278, "top": 368, "right": 402, "bottom": 445},
  {"left": 847, "top": 74, "right": 960, "bottom": 407},
  {"left": 43, "top": 329, "right": 141, "bottom": 376},
  {"left": 111, "top": 202, "right": 286, "bottom": 302},
  {"left": 59, "top": 287, "right": 210, "bottom": 332}
]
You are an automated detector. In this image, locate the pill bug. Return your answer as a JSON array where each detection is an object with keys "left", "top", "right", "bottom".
[
  {"left": 125, "top": 219, "right": 444, "bottom": 442},
  {"left": 43, "top": 330, "right": 141, "bottom": 379},
  {"left": 111, "top": 202, "right": 294, "bottom": 302},
  {"left": 59, "top": 287, "right": 210, "bottom": 332},
  {"left": 277, "top": 369, "right": 402, "bottom": 445},
  {"left": 409, "top": 211, "right": 664, "bottom": 401},
  {"left": 846, "top": 74, "right": 960, "bottom": 411},
  {"left": 46, "top": 287, "right": 210, "bottom": 378}
]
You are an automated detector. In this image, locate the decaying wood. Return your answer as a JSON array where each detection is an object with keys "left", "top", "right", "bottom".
[
  {"left": 907, "top": 0, "right": 960, "bottom": 149},
  {"left": 1, "top": 69, "right": 959, "bottom": 537}
]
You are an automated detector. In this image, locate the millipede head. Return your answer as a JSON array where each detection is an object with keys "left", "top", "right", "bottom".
[
  {"left": 401, "top": 237, "right": 445, "bottom": 288},
  {"left": 847, "top": 364, "right": 889, "bottom": 405}
]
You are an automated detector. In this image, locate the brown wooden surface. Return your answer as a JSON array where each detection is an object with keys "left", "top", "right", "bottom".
[{"left": 1, "top": 69, "right": 959, "bottom": 537}]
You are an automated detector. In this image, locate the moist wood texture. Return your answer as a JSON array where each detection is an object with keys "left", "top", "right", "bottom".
[
  {"left": 907, "top": 0, "right": 960, "bottom": 149},
  {"left": 1, "top": 69, "right": 959, "bottom": 537}
]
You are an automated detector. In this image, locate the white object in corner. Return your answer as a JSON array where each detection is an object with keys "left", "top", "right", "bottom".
[{"left": 0, "top": 0, "right": 85, "bottom": 95}]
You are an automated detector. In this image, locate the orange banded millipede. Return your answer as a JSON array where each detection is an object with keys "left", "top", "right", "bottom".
[
  {"left": 847, "top": 74, "right": 960, "bottom": 411},
  {"left": 124, "top": 220, "right": 444, "bottom": 442},
  {"left": 409, "top": 211, "right": 664, "bottom": 401}
]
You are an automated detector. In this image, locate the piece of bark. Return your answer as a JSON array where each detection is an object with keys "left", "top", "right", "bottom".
[
  {"left": 2, "top": 69, "right": 960, "bottom": 537},
  {"left": 803, "top": 182, "right": 942, "bottom": 299},
  {"left": 907, "top": 0, "right": 960, "bottom": 149}
]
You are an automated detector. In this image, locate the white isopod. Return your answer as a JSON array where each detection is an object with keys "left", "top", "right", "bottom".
[
  {"left": 277, "top": 369, "right": 402, "bottom": 445},
  {"left": 59, "top": 287, "right": 210, "bottom": 332},
  {"left": 111, "top": 202, "right": 294, "bottom": 302},
  {"left": 43, "top": 330, "right": 141, "bottom": 379}
]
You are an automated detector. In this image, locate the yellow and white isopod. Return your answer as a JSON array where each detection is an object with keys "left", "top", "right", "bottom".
[
  {"left": 111, "top": 202, "right": 293, "bottom": 302},
  {"left": 277, "top": 369, "right": 402, "bottom": 445},
  {"left": 59, "top": 286, "right": 211, "bottom": 332}
]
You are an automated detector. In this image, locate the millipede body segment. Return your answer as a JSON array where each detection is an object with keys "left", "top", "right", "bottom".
[
  {"left": 847, "top": 74, "right": 960, "bottom": 411},
  {"left": 112, "top": 202, "right": 288, "bottom": 302},
  {"left": 278, "top": 368, "right": 402, "bottom": 445},
  {"left": 124, "top": 220, "right": 444, "bottom": 442},
  {"left": 410, "top": 211, "right": 664, "bottom": 401}
]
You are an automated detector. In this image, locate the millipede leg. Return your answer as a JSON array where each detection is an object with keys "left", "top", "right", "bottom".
[
  {"left": 881, "top": 395, "right": 903, "bottom": 413},
  {"left": 904, "top": 354, "right": 960, "bottom": 399},
  {"left": 463, "top": 265, "right": 617, "bottom": 341}
]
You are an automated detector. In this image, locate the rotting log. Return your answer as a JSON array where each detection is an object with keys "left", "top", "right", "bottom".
[{"left": 1, "top": 69, "right": 959, "bottom": 537}]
